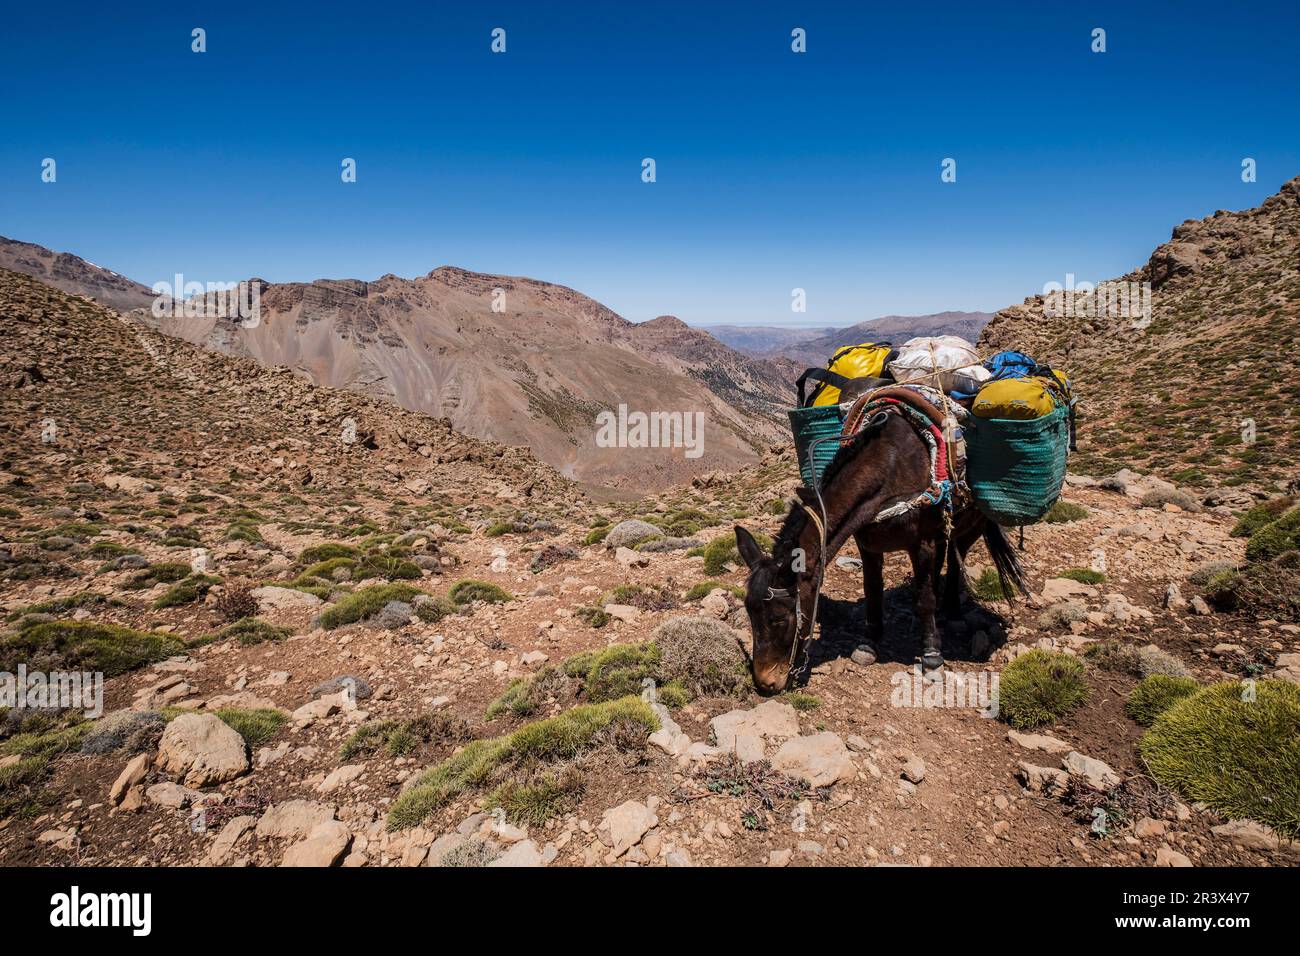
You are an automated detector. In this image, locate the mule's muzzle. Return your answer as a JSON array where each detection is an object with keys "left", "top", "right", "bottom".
[{"left": 752, "top": 660, "right": 791, "bottom": 695}]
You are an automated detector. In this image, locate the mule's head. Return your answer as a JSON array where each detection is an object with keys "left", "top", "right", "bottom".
[{"left": 736, "top": 523, "right": 810, "bottom": 694}]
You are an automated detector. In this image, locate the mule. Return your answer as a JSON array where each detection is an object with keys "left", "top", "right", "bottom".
[{"left": 736, "top": 410, "right": 1027, "bottom": 694}]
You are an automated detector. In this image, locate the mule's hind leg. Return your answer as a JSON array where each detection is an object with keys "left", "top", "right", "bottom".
[
  {"left": 941, "top": 537, "right": 963, "bottom": 619},
  {"left": 853, "top": 534, "right": 883, "bottom": 665},
  {"left": 943, "top": 521, "right": 981, "bottom": 619},
  {"left": 909, "top": 538, "right": 943, "bottom": 671}
]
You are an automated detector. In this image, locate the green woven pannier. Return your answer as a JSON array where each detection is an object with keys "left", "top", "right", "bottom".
[
  {"left": 788, "top": 404, "right": 847, "bottom": 487},
  {"left": 966, "top": 405, "right": 1070, "bottom": 526}
]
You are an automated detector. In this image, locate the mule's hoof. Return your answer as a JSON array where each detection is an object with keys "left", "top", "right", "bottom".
[
  {"left": 851, "top": 644, "right": 877, "bottom": 666},
  {"left": 921, "top": 651, "right": 944, "bottom": 672}
]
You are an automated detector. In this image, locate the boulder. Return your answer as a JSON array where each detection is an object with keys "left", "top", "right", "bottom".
[
  {"left": 280, "top": 820, "right": 352, "bottom": 867},
  {"left": 1040, "top": 578, "right": 1096, "bottom": 602},
  {"left": 772, "top": 733, "right": 856, "bottom": 787},
  {"left": 1015, "top": 761, "right": 1069, "bottom": 796},
  {"left": 317, "top": 764, "right": 364, "bottom": 794},
  {"left": 700, "top": 590, "right": 730, "bottom": 619},
  {"left": 310, "top": 675, "right": 373, "bottom": 701},
  {"left": 251, "top": 585, "right": 322, "bottom": 611},
  {"left": 603, "top": 519, "right": 663, "bottom": 550},
  {"left": 1062, "top": 750, "right": 1121, "bottom": 791},
  {"left": 209, "top": 815, "right": 256, "bottom": 864},
  {"left": 1211, "top": 819, "right": 1283, "bottom": 852},
  {"left": 648, "top": 704, "right": 692, "bottom": 758},
  {"left": 156, "top": 713, "right": 249, "bottom": 788},
  {"left": 709, "top": 700, "right": 800, "bottom": 762},
  {"left": 1154, "top": 845, "right": 1193, "bottom": 867},
  {"left": 615, "top": 547, "right": 650, "bottom": 568},
  {"left": 487, "top": 838, "right": 547, "bottom": 867},
  {"left": 596, "top": 800, "right": 657, "bottom": 857},
  {"left": 899, "top": 754, "right": 927, "bottom": 784},
  {"left": 256, "top": 800, "right": 337, "bottom": 839},
  {"left": 603, "top": 604, "right": 640, "bottom": 623},
  {"left": 145, "top": 781, "right": 202, "bottom": 809},
  {"left": 109, "top": 753, "right": 150, "bottom": 805}
]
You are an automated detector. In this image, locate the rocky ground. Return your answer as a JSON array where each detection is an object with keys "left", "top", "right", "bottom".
[{"left": 1, "top": 269, "right": 1296, "bottom": 868}]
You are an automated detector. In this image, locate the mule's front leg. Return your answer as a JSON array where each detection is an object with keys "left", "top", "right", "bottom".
[{"left": 910, "top": 539, "right": 943, "bottom": 671}]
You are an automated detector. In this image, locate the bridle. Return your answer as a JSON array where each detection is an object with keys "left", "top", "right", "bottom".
[
  {"left": 759, "top": 410, "right": 890, "bottom": 682},
  {"left": 761, "top": 505, "right": 826, "bottom": 678}
]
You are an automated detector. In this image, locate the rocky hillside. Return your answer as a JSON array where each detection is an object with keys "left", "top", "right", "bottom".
[
  {"left": 0, "top": 237, "right": 156, "bottom": 314},
  {"left": 0, "top": 269, "right": 570, "bottom": 504},
  {"left": 2, "top": 265, "right": 1297, "bottom": 870},
  {"left": 981, "top": 175, "right": 1300, "bottom": 500},
  {"left": 130, "top": 266, "right": 791, "bottom": 490}
]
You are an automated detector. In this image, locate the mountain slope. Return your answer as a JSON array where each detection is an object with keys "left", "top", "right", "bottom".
[
  {"left": 0, "top": 236, "right": 156, "bottom": 313},
  {"left": 980, "top": 175, "right": 1300, "bottom": 495},
  {"left": 0, "top": 267, "right": 568, "bottom": 503},
  {"left": 97, "top": 262, "right": 789, "bottom": 489}
]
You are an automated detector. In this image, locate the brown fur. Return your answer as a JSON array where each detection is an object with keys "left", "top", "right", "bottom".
[{"left": 737, "top": 413, "right": 1025, "bottom": 693}]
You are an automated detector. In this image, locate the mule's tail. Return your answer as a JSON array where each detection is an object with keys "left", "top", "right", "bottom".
[{"left": 983, "top": 521, "right": 1030, "bottom": 600}]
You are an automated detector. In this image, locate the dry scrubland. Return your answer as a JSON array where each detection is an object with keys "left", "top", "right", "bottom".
[{"left": 1, "top": 177, "right": 1298, "bottom": 867}]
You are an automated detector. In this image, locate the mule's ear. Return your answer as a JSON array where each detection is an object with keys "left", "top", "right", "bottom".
[
  {"left": 793, "top": 487, "right": 816, "bottom": 507},
  {"left": 734, "top": 525, "right": 765, "bottom": 569}
]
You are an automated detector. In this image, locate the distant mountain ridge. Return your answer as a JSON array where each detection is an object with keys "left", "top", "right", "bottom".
[
  {"left": 0, "top": 240, "right": 795, "bottom": 490},
  {"left": 696, "top": 324, "right": 838, "bottom": 357},
  {"left": 699, "top": 312, "right": 993, "bottom": 365}
]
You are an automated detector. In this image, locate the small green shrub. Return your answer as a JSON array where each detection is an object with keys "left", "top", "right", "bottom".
[
  {"left": 1126, "top": 675, "right": 1201, "bottom": 725},
  {"left": 1231, "top": 499, "right": 1293, "bottom": 537},
  {"left": 684, "top": 580, "right": 744, "bottom": 601},
  {"left": 702, "top": 531, "right": 772, "bottom": 575},
  {"left": 785, "top": 691, "right": 820, "bottom": 712},
  {"left": 413, "top": 594, "right": 458, "bottom": 623},
  {"left": 318, "top": 583, "right": 421, "bottom": 629},
  {"left": 210, "top": 616, "right": 290, "bottom": 646},
  {"left": 298, "top": 543, "right": 359, "bottom": 564},
  {"left": 583, "top": 644, "right": 661, "bottom": 702},
  {"left": 153, "top": 574, "right": 221, "bottom": 609},
  {"left": 5, "top": 592, "right": 120, "bottom": 621},
  {"left": 998, "top": 649, "right": 1090, "bottom": 729},
  {"left": 340, "top": 711, "right": 471, "bottom": 759},
  {"left": 1139, "top": 681, "right": 1300, "bottom": 838},
  {"left": 488, "top": 766, "right": 585, "bottom": 826},
  {"left": 387, "top": 697, "right": 658, "bottom": 830},
  {"left": 1059, "top": 568, "right": 1105, "bottom": 585},
  {"left": 485, "top": 666, "right": 570, "bottom": 720},
  {"left": 574, "top": 605, "right": 609, "bottom": 628},
  {"left": 448, "top": 579, "right": 513, "bottom": 605},
  {"left": 216, "top": 708, "right": 287, "bottom": 747},
  {"left": 0, "top": 621, "right": 184, "bottom": 676},
  {"left": 652, "top": 616, "right": 751, "bottom": 698},
  {"left": 972, "top": 567, "right": 1009, "bottom": 602},
  {"left": 88, "top": 541, "right": 133, "bottom": 558},
  {"left": 1244, "top": 510, "right": 1299, "bottom": 562},
  {"left": 1044, "top": 500, "right": 1088, "bottom": 524},
  {"left": 125, "top": 562, "right": 191, "bottom": 589}
]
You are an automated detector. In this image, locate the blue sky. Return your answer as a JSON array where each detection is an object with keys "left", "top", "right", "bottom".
[{"left": 3, "top": 0, "right": 1297, "bottom": 327}]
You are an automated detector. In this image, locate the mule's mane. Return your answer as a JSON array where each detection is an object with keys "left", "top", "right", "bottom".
[{"left": 771, "top": 503, "right": 810, "bottom": 561}]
